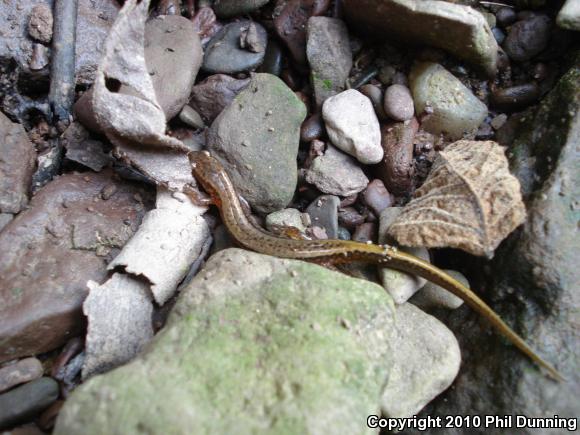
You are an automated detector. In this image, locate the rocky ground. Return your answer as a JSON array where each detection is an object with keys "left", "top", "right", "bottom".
[{"left": 0, "top": 0, "right": 578, "bottom": 434}]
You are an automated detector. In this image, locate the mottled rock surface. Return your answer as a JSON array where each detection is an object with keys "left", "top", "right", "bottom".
[
  {"left": 55, "top": 249, "right": 396, "bottom": 435},
  {"left": 207, "top": 73, "right": 306, "bottom": 213},
  {"left": 306, "top": 17, "right": 353, "bottom": 107},
  {"left": 0, "top": 171, "right": 151, "bottom": 363},
  {"left": 343, "top": 0, "right": 498, "bottom": 76},
  {"left": 0, "top": 112, "right": 36, "bottom": 214}
]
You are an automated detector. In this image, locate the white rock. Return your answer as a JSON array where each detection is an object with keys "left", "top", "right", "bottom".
[
  {"left": 322, "top": 89, "right": 383, "bottom": 164},
  {"left": 410, "top": 62, "right": 488, "bottom": 140},
  {"left": 411, "top": 269, "right": 467, "bottom": 310},
  {"left": 557, "top": 0, "right": 580, "bottom": 31},
  {"left": 379, "top": 246, "right": 429, "bottom": 304},
  {"left": 381, "top": 303, "right": 461, "bottom": 418}
]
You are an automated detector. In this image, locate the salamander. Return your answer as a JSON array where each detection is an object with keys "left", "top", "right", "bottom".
[{"left": 188, "top": 150, "right": 562, "bottom": 381}]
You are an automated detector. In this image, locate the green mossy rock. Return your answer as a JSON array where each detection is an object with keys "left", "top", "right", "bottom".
[{"left": 55, "top": 249, "right": 395, "bottom": 435}]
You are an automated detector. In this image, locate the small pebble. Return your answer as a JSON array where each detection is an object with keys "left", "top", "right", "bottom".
[
  {"left": 0, "top": 378, "right": 59, "bottom": 429},
  {"left": 490, "top": 114, "right": 508, "bottom": 130},
  {"left": 29, "top": 44, "right": 49, "bottom": 71},
  {"left": 383, "top": 84, "right": 414, "bottom": 122},
  {"left": 492, "top": 27, "right": 506, "bottom": 45},
  {"left": 378, "top": 65, "right": 396, "bottom": 85},
  {"left": 490, "top": 83, "right": 540, "bottom": 112},
  {"left": 352, "top": 222, "right": 376, "bottom": 243},
  {"left": 265, "top": 208, "right": 308, "bottom": 234},
  {"left": 496, "top": 7, "right": 517, "bottom": 28},
  {"left": 411, "top": 270, "right": 467, "bottom": 310},
  {"left": 300, "top": 113, "right": 325, "bottom": 143},
  {"left": 28, "top": 4, "right": 53, "bottom": 43},
  {"left": 337, "top": 226, "right": 351, "bottom": 240},
  {"left": 179, "top": 106, "right": 205, "bottom": 130},
  {"left": 503, "top": 15, "right": 551, "bottom": 62},
  {"left": 306, "top": 195, "right": 340, "bottom": 239},
  {"left": 359, "top": 84, "right": 387, "bottom": 120},
  {"left": 0, "top": 358, "right": 44, "bottom": 394},
  {"left": 338, "top": 207, "right": 365, "bottom": 230},
  {"left": 363, "top": 179, "right": 393, "bottom": 216}
]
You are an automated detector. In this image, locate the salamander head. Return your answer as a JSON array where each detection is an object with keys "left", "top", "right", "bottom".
[{"left": 188, "top": 150, "right": 231, "bottom": 199}]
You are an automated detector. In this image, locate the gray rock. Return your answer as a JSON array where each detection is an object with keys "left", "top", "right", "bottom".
[
  {"left": 207, "top": 73, "right": 306, "bottom": 213},
  {"left": 322, "top": 90, "right": 383, "bottom": 164},
  {"left": 305, "top": 145, "right": 369, "bottom": 197},
  {"left": 178, "top": 105, "right": 205, "bottom": 130},
  {"left": 265, "top": 208, "right": 308, "bottom": 233},
  {"left": 381, "top": 304, "right": 461, "bottom": 418},
  {"left": 378, "top": 206, "right": 403, "bottom": 245},
  {"left": 383, "top": 84, "right": 414, "bottom": 121},
  {"left": 189, "top": 74, "right": 251, "bottom": 124},
  {"left": 343, "top": 0, "right": 498, "bottom": 76},
  {"left": 379, "top": 247, "right": 430, "bottom": 304},
  {"left": 410, "top": 62, "right": 488, "bottom": 140},
  {"left": 0, "top": 358, "right": 44, "bottom": 394},
  {"left": 203, "top": 20, "right": 267, "bottom": 74},
  {"left": 363, "top": 179, "right": 393, "bottom": 216},
  {"left": 55, "top": 249, "right": 396, "bottom": 435},
  {"left": 503, "top": 15, "right": 551, "bottom": 62},
  {"left": 411, "top": 270, "right": 466, "bottom": 311},
  {"left": 0, "top": 213, "right": 13, "bottom": 232},
  {"left": 212, "top": 0, "right": 270, "bottom": 18},
  {"left": 0, "top": 378, "right": 59, "bottom": 430},
  {"left": 306, "top": 195, "right": 341, "bottom": 239},
  {"left": 306, "top": 17, "right": 353, "bottom": 107},
  {"left": 557, "top": 0, "right": 580, "bottom": 31},
  {"left": 0, "top": 112, "right": 36, "bottom": 214},
  {"left": 142, "top": 15, "right": 203, "bottom": 120},
  {"left": 0, "top": 171, "right": 149, "bottom": 363},
  {"left": 409, "top": 53, "right": 580, "bottom": 435},
  {"left": 258, "top": 39, "right": 283, "bottom": 76}
]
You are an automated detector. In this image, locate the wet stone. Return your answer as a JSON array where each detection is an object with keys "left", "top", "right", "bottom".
[
  {"left": 306, "top": 195, "right": 341, "bottom": 239},
  {"left": 258, "top": 39, "right": 283, "bottom": 76},
  {"left": 338, "top": 207, "right": 365, "bottom": 230},
  {"left": 203, "top": 20, "right": 267, "bottom": 74},
  {"left": 0, "top": 378, "right": 59, "bottom": 430},
  {"left": 359, "top": 84, "right": 387, "bottom": 120},
  {"left": 0, "top": 358, "right": 44, "bottom": 394},
  {"left": 212, "top": 0, "right": 270, "bottom": 18},
  {"left": 179, "top": 106, "right": 205, "bottom": 130},
  {"left": 300, "top": 113, "right": 325, "bottom": 143},
  {"left": 352, "top": 222, "right": 376, "bottom": 243},
  {"left": 490, "top": 83, "right": 540, "bottom": 112},
  {"left": 265, "top": 208, "right": 308, "bottom": 234}
]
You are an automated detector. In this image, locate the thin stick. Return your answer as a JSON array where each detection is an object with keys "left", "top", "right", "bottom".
[{"left": 49, "top": 0, "right": 78, "bottom": 123}]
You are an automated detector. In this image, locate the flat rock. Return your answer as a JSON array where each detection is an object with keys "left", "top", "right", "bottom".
[
  {"left": 142, "top": 15, "right": 203, "bottom": 120},
  {"left": 212, "top": 0, "right": 270, "bottom": 18},
  {"left": 203, "top": 20, "right": 267, "bottom": 74},
  {"left": 207, "top": 73, "right": 306, "bottom": 213},
  {"left": 55, "top": 249, "right": 396, "bottom": 435},
  {"left": 0, "top": 112, "right": 36, "bottom": 214},
  {"left": 0, "top": 378, "right": 59, "bottom": 430},
  {"left": 0, "top": 358, "right": 44, "bottom": 394},
  {"left": 343, "top": 0, "right": 498, "bottom": 76},
  {"left": 410, "top": 62, "right": 488, "bottom": 140},
  {"left": 306, "top": 195, "right": 340, "bottom": 238},
  {"left": 306, "top": 17, "right": 353, "bottom": 107},
  {"left": 381, "top": 304, "right": 461, "bottom": 418},
  {"left": 305, "top": 145, "right": 369, "bottom": 197},
  {"left": 188, "top": 74, "right": 251, "bottom": 123},
  {"left": 0, "top": 171, "right": 150, "bottom": 363},
  {"left": 322, "top": 90, "right": 383, "bottom": 164},
  {"left": 557, "top": 0, "right": 580, "bottom": 31}
]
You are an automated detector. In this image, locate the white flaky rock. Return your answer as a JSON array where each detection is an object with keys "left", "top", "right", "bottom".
[
  {"left": 322, "top": 89, "right": 383, "bottom": 164},
  {"left": 381, "top": 303, "right": 461, "bottom": 418},
  {"left": 410, "top": 62, "right": 488, "bottom": 140}
]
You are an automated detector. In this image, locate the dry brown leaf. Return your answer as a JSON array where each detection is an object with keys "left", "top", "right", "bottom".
[
  {"left": 92, "top": 0, "right": 193, "bottom": 190},
  {"left": 388, "top": 140, "right": 526, "bottom": 258}
]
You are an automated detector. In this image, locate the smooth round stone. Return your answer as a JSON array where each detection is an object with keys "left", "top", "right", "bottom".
[
  {"left": 178, "top": 105, "right": 205, "bottom": 130},
  {"left": 306, "top": 195, "right": 340, "bottom": 239},
  {"left": 0, "top": 378, "right": 59, "bottom": 429},
  {"left": 496, "top": 7, "right": 517, "bottom": 27},
  {"left": 300, "top": 113, "right": 325, "bottom": 143},
  {"left": 363, "top": 179, "right": 393, "bottom": 216},
  {"left": 503, "top": 15, "right": 551, "bottom": 62},
  {"left": 383, "top": 84, "right": 414, "bottom": 121},
  {"left": 265, "top": 208, "right": 308, "bottom": 234},
  {"left": 258, "top": 39, "right": 283, "bottom": 76},
  {"left": 203, "top": 20, "right": 268, "bottom": 74}
]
